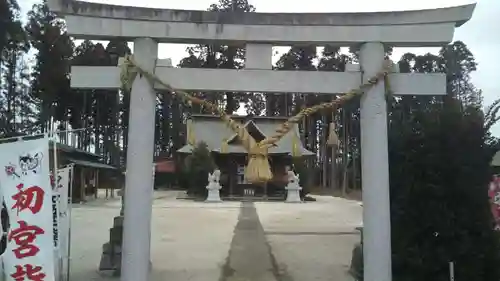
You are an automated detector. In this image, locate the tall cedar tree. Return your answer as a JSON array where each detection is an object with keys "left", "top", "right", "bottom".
[{"left": 389, "top": 42, "right": 500, "bottom": 281}]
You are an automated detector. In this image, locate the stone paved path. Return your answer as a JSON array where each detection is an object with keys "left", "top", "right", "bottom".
[
  {"left": 222, "top": 202, "right": 277, "bottom": 281},
  {"left": 66, "top": 191, "right": 361, "bottom": 281}
]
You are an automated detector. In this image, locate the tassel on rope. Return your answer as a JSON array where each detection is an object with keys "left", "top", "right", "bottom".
[
  {"left": 327, "top": 122, "right": 340, "bottom": 147},
  {"left": 245, "top": 154, "right": 272, "bottom": 183},
  {"left": 187, "top": 120, "right": 196, "bottom": 146},
  {"left": 245, "top": 144, "right": 273, "bottom": 183},
  {"left": 291, "top": 132, "right": 301, "bottom": 158},
  {"left": 220, "top": 138, "right": 228, "bottom": 154},
  {"left": 119, "top": 55, "right": 138, "bottom": 91}
]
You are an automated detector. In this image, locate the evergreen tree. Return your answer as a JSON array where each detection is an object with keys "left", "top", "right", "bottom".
[
  {"left": 0, "top": 0, "right": 32, "bottom": 137},
  {"left": 184, "top": 142, "right": 216, "bottom": 196},
  {"left": 388, "top": 42, "right": 500, "bottom": 281},
  {"left": 25, "top": 0, "right": 74, "bottom": 134}
]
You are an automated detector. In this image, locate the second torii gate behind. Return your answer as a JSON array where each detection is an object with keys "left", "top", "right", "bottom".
[{"left": 47, "top": 1, "right": 475, "bottom": 281}]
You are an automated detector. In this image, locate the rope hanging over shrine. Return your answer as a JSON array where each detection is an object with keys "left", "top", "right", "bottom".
[{"left": 119, "top": 55, "right": 393, "bottom": 184}]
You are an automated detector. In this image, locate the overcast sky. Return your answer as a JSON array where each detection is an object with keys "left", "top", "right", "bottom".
[{"left": 19, "top": 0, "right": 499, "bottom": 135}]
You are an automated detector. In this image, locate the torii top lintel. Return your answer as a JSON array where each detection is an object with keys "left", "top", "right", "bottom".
[{"left": 47, "top": 0, "right": 476, "bottom": 46}]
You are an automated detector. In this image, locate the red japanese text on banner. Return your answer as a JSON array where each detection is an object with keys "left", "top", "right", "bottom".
[{"left": 0, "top": 137, "right": 56, "bottom": 281}]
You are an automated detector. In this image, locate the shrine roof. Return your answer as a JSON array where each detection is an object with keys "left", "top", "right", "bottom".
[
  {"left": 50, "top": 141, "right": 101, "bottom": 159},
  {"left": 177, "top": 115, "right": 314, "bottom": 156}
]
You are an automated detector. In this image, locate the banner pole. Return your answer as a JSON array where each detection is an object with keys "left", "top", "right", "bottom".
[{"left": 66, "top": 164, "right": 75, "bottom": 281}]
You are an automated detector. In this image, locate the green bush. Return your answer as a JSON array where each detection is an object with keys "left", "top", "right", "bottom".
[
  {"left": 349, "top": 100, "right": 500, "bottom": 281},
  {"left": 184, "top": 142, "right": 216, "bottom": 196}
]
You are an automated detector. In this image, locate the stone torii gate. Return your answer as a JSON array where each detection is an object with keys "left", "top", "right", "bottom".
[{"left": 47, "top": 1, "right": 475, "bottom": 281}]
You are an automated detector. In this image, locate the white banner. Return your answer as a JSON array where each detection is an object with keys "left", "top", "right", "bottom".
[
  {"left": 56, "top": 167, "right": 71, "bottom": 256},
  {"left": 51, "top": 180, "right": 59, "bottom": 250},
  {"left": 49, "top": 165, "right": 72, "bottom": 281},
  {"left": 0, "top": 137, "right": 55, "bottom": 281},
  {"left": 50, "top": 171, "right": 60, "bottom": 279},
  {"left": 55, "top": 166, "right": 72, "bottom": 281}
]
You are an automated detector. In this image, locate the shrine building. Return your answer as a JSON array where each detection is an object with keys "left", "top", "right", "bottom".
[{"left": 177, "top": 115, "right": 313, "bottom": 198}]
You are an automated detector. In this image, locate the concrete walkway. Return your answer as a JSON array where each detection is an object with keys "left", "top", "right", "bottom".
[
  {"left": 68, "top": 191, "right": 361, "bottom": 281},
  {"left": 223, "top": 202, "right": 277, "bottom": 281}
]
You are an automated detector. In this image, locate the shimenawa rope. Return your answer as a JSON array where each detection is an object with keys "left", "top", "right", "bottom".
[{"left": 120, "top": 55, "right": 392, "bottom": 183}]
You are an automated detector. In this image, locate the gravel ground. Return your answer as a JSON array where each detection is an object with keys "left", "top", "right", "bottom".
[{"left": 66, "top": 191, "right": 361, "bottom": 281}]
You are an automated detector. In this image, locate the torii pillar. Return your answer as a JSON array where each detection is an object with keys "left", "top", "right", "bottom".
[
  {"left": 120, "top": 38, "right": 157, "bottom": 280},
  {"left": 360, "top": 42, "right": 392, "bottom": 280}
]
